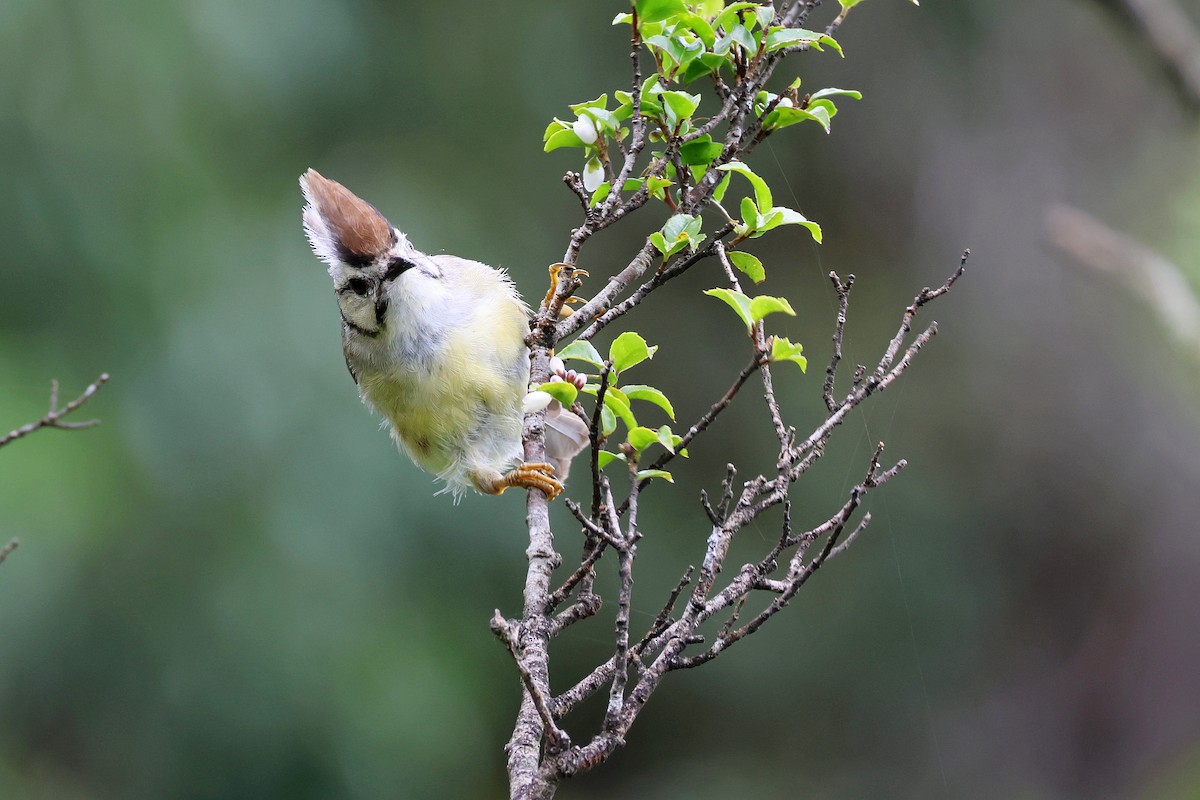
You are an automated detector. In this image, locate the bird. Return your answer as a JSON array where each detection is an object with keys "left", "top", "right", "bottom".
[{"left": 299, "top": 169, "right": 588, "bottom": 500}]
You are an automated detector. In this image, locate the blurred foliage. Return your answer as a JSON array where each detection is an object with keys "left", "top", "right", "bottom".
[{"left": 3, "top": 1, "right": 1200, "bottom": 799}]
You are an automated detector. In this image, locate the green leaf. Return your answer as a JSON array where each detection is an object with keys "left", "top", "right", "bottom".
[
  {"left": 556, "top": 340, "right": 604, "bottom": 368},
  {"left": 603, "top": 386, "right": 638, "bottom": 431},
  {"left": 597, "top": 450, "right": 626, "bottom": 469},
  {"left": 680, "top": 136, "right": 723, "bottom": 166},
  {"left": 543, "top": 119, "right": 569, "bottom": 143},
  {"left": 568, "top": 94, "right": 609, "bottom": 114},
  {"left": 680, "top": 12, "right": 717, "bottom": 47},
  {"left": 764, "top": 27, "right": 825, "bottom": 50},
  {"left": 717, "top": 160, "right": 772, "bottom": 213},
  {"left": 650, "top": 231, "right": 672, "bottom": 255},
  {"left": 763, "top": 105, "right": 833, "bottom": 133},
  {"left": 627, "top": 426, "right": 659, "bottom": 453},
  {"left": 647, "top": 175, "right": 673, "bottom": 200},
  {"left": 706, "top": 288, "right": 797, "bottom": 331},
  {"left": 801, "top": 103, "right": 832, "bottom": 133},
  {"left": 809, "top": 87, "right": 862, "bottom": 101},
  {"left": 728, "top": 250, "right": 765, "bottom": 283},
  {"left": 613, "top": 12, "right": 634, "bottom": 25},
  {"left": 621, "top": 384, "right": 676, "bottom": 420},
  {"left": 704, "top": 287, "right": 755, "bottom": 330},
  {"left": 768, "top": 206, "right": 822, "bottom": 243},
  {"left": 635, "top": 469, "right": 674, "bottom": 483},
  {"left": 712, "top": 172, "right": 732, "bottom": 204},
  {"left": 769, "top": 336, "right": 808, "bottom": 372},
  {"left": 636, "top": 0, "right": 689, "bottom": 24},
  {"left": 535, "top": 381, "right": 579, "bottom": 407},
  {"left": 661, "top": 90, "right": 701, "bottom": 128},
  {"left": 681, "top": 53, "right": 727, "bottom": 84},
  {"left": 748, "top": 295, "right": 796, "bottom": 323},
  {"left": 740, "top": 195, "right": 760, "bottom": 230},
  {"left": 714, "top": 2, "right": 762, "bottom": 33},
  {"left": 610, "top": 331, "right": 657, "bottom": 373},
  {"left": 662, "top": 213, "right": 695, "bottom": 241},
  {"left": 654, "top": 424, "right": 677, "bottom": 453},
  {"left": 589, "top": 181, "right": 612, "bottom": 208},
  {"left": 601, "top": 405, "right": 617, "bottom": 437},
  {"left": 544, "top": 127, "right": 585, "bottom": 152}
]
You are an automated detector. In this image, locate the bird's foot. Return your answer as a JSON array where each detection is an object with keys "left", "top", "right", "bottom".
[
  {"left": 543, "top": 262, "right": 589, "bottom": 312},
  {"left": 488, "top": 462, "right": 563, "bottom": 501}
]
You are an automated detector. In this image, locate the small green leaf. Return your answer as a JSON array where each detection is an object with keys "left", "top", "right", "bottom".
[
  {"left": 610, "top": 331, "right": 657, "bottom": 373},
  {"left": 764, "top": 27, "right": 824, "bottom": 50},
  {"left": 627, "top": 426, "right": 660, "bottom": 453},
  {"left": 603, "top": 386, "right": 638, "bottom": 431},
  {"left": 728, "top": 250, "right": 765, "bottom": 283},
  {"left": 714, "top": 3, "right": 762, "bottom": 33},
  {"left": 650, "top": 231, "right": 671, "bottom": 255},
  {"left": 636, "top": 0, "right": 689, "bottom": 24},
  {"left": 544, "top": 127, "right": 585, "bottom": 152},
  {"left": 589, "top": 181, "right": 612, "bottom": 208},
  {"left": 717, "top": 161, "right": 772, "bottom": 214},
  {"left": 613, "top": 12, "right": 634, "bottom": 25},
  {"left": 635, "top": 469, "right": 674, "bottom": 483},
  {"left": 740, "top": 195, "right": 760, "bottom": 230},
  {"left": 660, "top": 90, "right": 701, "bottom": 128},
  {"left": 704, "top": 287, "right": 755, "bottom": 331},
  {"left": 535, "top": 381, "right": 579, "bottom": 407},
  {"left": 809, "top": 87, "right": 862, "bottom": 101},
  {"left": 556, "top": 340, "right": 604, "bottom": 368},
  {"left": 769, "top": 336, "right": 808, "bottom": 372},
  {"left": 680, "top": 12, "right": 716, "bottom": 47},
  {"left": 712, "top": 172, "right": 732, "bottom": 204},
  {"left": 543, "top": 119, "right": 569, "bottom": 143},
  {"left": 748, "top": 295, "right": 796, "bottom": 323},
  {"left": 680, "top": 136, "right": 723, "bottom": 166},
  {"left": 768, "top": 206, "right": 823, "bottom": 243},
  {"left": 601, "top": 405, "right": 617, "bottom": 437},
  {"left": 654, "top": 424, "right": 677, "bottom": 453},
  {"left": 597, "top": 450, "right": 627, "bottom": 469},
  {"left": 647, "top": 175, "right": 673, "bottom": 200},
  {"left": 622, "top": 384, "right": 676, "bottom": 420}
]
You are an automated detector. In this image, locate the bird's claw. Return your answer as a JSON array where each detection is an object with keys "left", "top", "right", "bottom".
[{"left": 498, "top": 462, "right": 563, "bottom": 501}]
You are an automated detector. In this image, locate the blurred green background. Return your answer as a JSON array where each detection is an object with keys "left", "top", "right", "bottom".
[{"left": 4, "top": 1, "right": 1200, "bottom": 798}]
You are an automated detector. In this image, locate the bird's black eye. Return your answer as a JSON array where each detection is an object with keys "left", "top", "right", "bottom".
[{"left": 346, "top": 277, "right": 369, "bottom": 296}]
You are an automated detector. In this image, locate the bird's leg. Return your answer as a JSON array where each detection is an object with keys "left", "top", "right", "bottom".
[
  {"left": 473, "top": 463, "right": 564, "bottom": 501},
  {"left": 543, "top": 263, "right": 589, "bottom": 317}
]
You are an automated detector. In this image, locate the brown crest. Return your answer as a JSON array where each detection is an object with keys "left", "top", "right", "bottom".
[{"left": 302, "top": 169, "right": 395, "bottom": 264}]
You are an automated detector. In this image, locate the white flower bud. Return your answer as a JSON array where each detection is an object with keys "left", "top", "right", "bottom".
[
  {"left": 522, "top": 391, "right": 554, "bottom": 414},
  {"left": 549, "top": 357, "right": 566, "bottom": 375},
  {"left": 573, "top": 114, "right": 598, "bottom": 145},
  {"left": 582, "top": 157, "right": 604, "bottom": 192}
]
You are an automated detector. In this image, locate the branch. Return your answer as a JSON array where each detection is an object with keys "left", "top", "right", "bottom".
[
  {"left": 0, "top": 373, "right": 110, "bottom": 450},
  {"left": 0, "top": 538, "right": 18, "bottom": 568}
]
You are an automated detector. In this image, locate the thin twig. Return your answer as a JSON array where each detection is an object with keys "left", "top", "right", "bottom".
[
  {"left": 0, "top": 374, "right": 110, "bottom": 449},
  {"left": 0, "top": 538, "right": 18, "bottom": 568}
]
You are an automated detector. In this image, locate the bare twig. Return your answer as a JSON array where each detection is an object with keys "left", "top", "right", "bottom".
[
  {"left": 1, "top": 374, "right": 110, "bottom": 450},
  {"left": 0, "top": 538, "right": 18, "bottom": 568}
]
